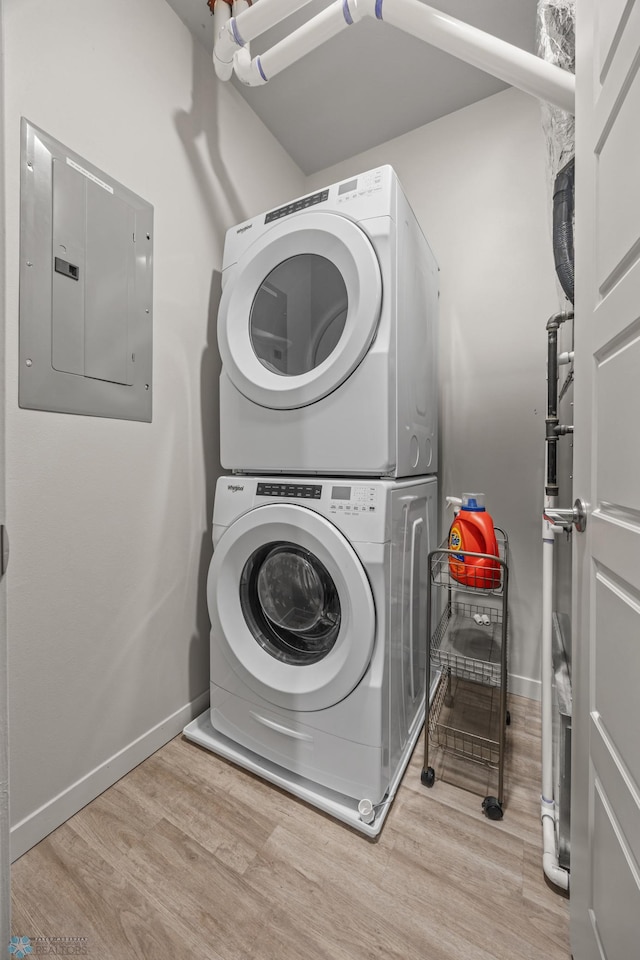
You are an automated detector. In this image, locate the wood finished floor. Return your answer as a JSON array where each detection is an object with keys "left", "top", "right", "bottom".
[{"left": 11, "top": 694, "right": 570, "bottom": 959}]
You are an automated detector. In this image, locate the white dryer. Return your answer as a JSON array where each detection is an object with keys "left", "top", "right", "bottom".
[
  {"left": 184, "top": 474, "right": 438, "bottom": 836},
  {"left": 217, "top": 166, "right": 439, "bottom": 478}
]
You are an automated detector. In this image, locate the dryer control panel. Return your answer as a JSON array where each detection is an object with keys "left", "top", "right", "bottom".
[
  {"left": 264, "top": 190, "right": 329, "bottom": 224},
  {"left": 256, "top": 481, "right": 321, "bottom": 500},
  {"left": 336, "top": 169, "right": 384, "bottom": 204}
]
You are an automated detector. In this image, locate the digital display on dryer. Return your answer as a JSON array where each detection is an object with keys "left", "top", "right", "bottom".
[
  {"left": 338, "top": 179, "right": 357, "bottom": 195},
  {"left": 331, "top": 486, "right": 351, "bottom": 500}
]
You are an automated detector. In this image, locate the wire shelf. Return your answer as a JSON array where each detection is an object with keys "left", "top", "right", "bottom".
[
  {"left": 430, "top": 600, "right": 506, "bottom": 687},
  {"left": 429, "top": 528, "right": 508, "bottom": 596},
  {"left": 422, "top": 527, "right": 510, "bottom": 812},
  {"left": 428, "top": 669, "right": 501, "bottom": 767}
]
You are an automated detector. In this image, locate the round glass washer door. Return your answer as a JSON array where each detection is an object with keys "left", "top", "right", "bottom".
[
  {"left": 217, "top": 211, "right": 382, "bottom": 410},
  {"left": 207, "top": 503, "right": 376, "bottom": 712}
]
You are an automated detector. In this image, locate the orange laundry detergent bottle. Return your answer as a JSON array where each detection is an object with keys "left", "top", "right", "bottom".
[{"left": 448, "top": 493, "right": 500, "bottom": 589}]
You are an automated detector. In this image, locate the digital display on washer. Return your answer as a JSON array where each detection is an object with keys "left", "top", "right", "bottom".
[
  {"left": 338, "top": 179, "right": 357, "bottom": 195},
  {"left": 256, "top": 482, "right": 322, "bottom": 499},
  {"left": 331, "top": 486, "right": 351, "bottom": 500},
  {"left": 264, "top": 190, "right": 329, "bottom": 223}
]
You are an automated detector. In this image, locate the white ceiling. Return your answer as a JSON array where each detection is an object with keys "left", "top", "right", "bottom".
[{"left": 166, "top": 0, "right": 539, "bottom": 174}]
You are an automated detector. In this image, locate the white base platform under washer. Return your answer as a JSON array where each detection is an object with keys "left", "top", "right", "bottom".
[
  {"left": 218, "top": 166, "right": 439, "bottom": 477},
  {"left": 184, "top": 474, "right": 438, "bottom": 836}
]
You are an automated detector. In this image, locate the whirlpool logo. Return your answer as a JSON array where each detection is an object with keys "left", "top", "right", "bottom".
[
  {"left": 227, "top": 484, "right": 245, "bottom": 493},
  {"left": 236, "top": 223, "right": 253, "bottom": 234}
]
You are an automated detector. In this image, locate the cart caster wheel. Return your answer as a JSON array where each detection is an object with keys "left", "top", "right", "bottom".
[
  {"left": 482, "top": 796, "right": 504, "bottom": 820},
  {"left": 506, "top": 711, "right": 511, "bottom": 726},
  {"left": 421, "top": 767, "right": 436, "bottom": 788}
]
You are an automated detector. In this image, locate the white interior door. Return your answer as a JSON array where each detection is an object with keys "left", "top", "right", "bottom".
[
  {"left": 571, "top": 0, "right": 640, "bottom": 956},
  {"left": 0, "top": 0, "right": 9, "bottom": 947}
]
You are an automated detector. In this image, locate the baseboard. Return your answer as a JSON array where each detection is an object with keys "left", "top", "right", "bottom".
[
  {"left": 10, "top": 690, "right": 210, "bottom": 862},
  {"left": 508, "top": 673, "right": 541, "bottom": 702}
]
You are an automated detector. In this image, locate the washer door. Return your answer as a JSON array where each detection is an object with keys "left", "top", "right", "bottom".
[
  {"left": 218, "top": 212, "right": 382, "bottom": 410},
  {"left": 208, "top": 504, "right": 376, "bottom": 711}
]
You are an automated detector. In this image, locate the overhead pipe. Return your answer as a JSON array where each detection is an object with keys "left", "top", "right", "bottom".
[
  {"left": 211, "top": 0, "right": 234, "bottom": 79},
  {"left": 212, "top": 0, "right": 575, "bottom": 114},
  {"left": 213, "top": 0, "right": 316, "bottom": 79}
]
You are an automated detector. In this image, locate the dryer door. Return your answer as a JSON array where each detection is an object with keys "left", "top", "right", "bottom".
[
  {"left": 208, "top": 503, "right": 376, "bottom": 711},
  {"left": 218, "top": 212, "right": 382, "bottom": 410}
]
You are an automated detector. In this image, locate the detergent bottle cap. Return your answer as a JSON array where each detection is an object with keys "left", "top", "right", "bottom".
[{"left": 462, "top": 492, "right": 486, "bottom": 512}]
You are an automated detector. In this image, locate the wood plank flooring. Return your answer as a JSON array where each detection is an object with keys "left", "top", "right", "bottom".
[{"left": 11, "top": 694, "right": 570, "bottom": 959}]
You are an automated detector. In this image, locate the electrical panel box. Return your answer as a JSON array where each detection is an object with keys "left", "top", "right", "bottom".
[{"left": 19, "top": 119, "right": 153, "bottom": 421}]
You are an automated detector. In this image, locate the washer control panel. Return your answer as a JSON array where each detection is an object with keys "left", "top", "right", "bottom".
[
  {"left": 329, "top": 484, "right": 377, "bottom": 514},
  {"left": 254, "top": 481, "right": 378, "bottom": 514}
]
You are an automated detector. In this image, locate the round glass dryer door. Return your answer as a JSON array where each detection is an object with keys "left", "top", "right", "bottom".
[
  {"left": 207, "top": 503, "right": 376, "bottom": 711},
  {"left": 217, "top": 211, "right": 382, "bottom": 410},
  {"left": 249, "top": 254, "right": 348, "bottom": 377}
]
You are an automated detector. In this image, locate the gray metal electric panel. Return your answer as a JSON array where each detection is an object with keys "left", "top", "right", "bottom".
[{"left": 19, "top": 119, "right": 153, "bottom": 421}]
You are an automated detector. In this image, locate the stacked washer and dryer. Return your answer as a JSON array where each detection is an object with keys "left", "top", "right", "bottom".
[{"left": 184, "top": 166, "right": 439, "bottom": 836}]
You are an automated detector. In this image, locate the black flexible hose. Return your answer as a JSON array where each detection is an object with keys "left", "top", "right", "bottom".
[{"left": 552, "top": 157, "right": 575, "bottom": 305}]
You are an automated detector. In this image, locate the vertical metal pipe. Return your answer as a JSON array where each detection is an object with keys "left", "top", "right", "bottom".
[
  {"left": 545, "top": 312, "right": 572, "bottom": 497},
  {"left": 546, "top": 319, "right": 559, "bottom": 497}
]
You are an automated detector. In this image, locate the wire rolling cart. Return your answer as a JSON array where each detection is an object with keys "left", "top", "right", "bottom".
[{"left": 420, "top": 529, "right": 509, "bottom": 820}]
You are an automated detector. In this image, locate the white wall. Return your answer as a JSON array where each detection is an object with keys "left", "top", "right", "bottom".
[
  {"left": 308, "top": 88, "right": 559, "bottom": 698},
  {"left": 3, "top": 0, "right": 306, "bottom": 858}
]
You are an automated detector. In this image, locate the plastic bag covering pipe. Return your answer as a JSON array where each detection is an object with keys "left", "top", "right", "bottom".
[
  {"left": 213, "top": 0, "right": 575, "bottom": 115},
  {"left": 552, "top": 157, "right": 575, "bottom": 304}
]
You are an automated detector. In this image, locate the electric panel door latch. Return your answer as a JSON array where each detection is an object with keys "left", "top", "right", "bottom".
[{"left": 54, "top": 257, "right": 80, "bottom": 281}]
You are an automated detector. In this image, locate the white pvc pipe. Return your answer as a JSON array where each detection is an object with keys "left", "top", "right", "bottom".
[
  {"left": 541, "top": 508, "right": 556, "bottom": 808},
  {"left": 259, "top": 2, "right": 350, "bottom": 84},
  {"left": 219, "top": 0, "right": 575, "bottom": 114},
  {"left": 542, "top": 799, "right": 570, "bottom": 890},
  {"left": 233, "top": 0, "right": 316, "bottom": 43},
  {"left": 541, "top": 501, "right": 569, "bottom": 891},
  {"left": 376, "top": 0, "right": 575, "bottom": 114},
  {"left": 215, "top": 0, "right": 316, "bottom": 70},
  {"left": 213, "top": 0, "right": 234, "bottom": 80}
]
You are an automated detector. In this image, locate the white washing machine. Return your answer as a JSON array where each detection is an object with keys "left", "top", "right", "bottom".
[
  {"left": 184, "top": 474, "right": 438, "bottom": 836},
  {"left": 217, "top": 166, "right": 439, "bottom": 478}
]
